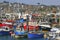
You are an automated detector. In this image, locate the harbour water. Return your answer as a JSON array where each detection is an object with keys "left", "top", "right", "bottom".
[{"left": 0, "top": 35, "right": 48, "bottom": 40}]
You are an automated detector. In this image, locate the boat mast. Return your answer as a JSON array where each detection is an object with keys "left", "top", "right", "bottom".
[
  {"left": 21, "top": 3, "right": 24, "bottom": 31},
  {"left": 26, "top": 15, "right": 29, "bottom": 32}
]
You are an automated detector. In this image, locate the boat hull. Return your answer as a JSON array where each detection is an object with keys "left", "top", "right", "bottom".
[
  {"left": 15, "top": 31, "right": 25, "bottom": 36},
  {"left": 42, "top": 27, "right": 51, "bottom": 31},
  {"left": 28, "top": 33, "right": 44, "bottom": 38},
  {"left": 39, "top": 26, "right": 51, "bottom": 31},
  {"left": 0, "top": 31, "right": 10, "bottom": 35}
]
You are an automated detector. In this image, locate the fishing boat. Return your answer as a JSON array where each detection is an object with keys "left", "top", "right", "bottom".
[
  {"left": 14, "top": 26, "right": 25, "bottom": 36},
  {"left": 0, "top": 24, "right": 11, "bottom": 35},
  {"left": 39, "top": 22, "right": 51, "bottom": 31},
  {"left": 0, "top": 22, "right": 13, "bottom": 35},
  {"left": 0, "top": 26, "right": 10, "bottom": 35},
  {"left": 12, "top": 22, "right": 27, "bottom": 38},
  {"left": 25, "top": 19, "right": 44, "bottom": 38},
  {"left": 48, "top": 27, "right": 60, "bottom": 40},
  {"left": 27, "top": 23, "right": 44, "bottom": 38},
  {"left": 14, "top": 18, "right": 26, "bottom": 36},
  {"left": 24, "top": 23, "right": 44, "bottom": 38}
]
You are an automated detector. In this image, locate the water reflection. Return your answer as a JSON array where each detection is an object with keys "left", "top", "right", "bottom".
[{"left": 0, "top": 35, "right": 48, "bottom": 40}]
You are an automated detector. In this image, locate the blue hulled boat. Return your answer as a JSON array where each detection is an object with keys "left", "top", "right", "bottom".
[
  {"left": 0, "top": 22, "right": 13, "bottom": 35},
  {"left": 13, "top": 18, "right": 26, "bottom": 36},
  {"left": 28, "top": 33, "right": 44, "bottom": 38},
  {"left": 0, "top": 27, "right": 11, "bottom": 35},
  {"left": 27, "top": 21, "right": 44, "bottom": 38},
  {"left": 14, "top": 28, "right": 25, "bottom": 36}
]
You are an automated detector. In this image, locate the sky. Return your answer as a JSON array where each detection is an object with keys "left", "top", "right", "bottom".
[{"left": 0, "top": 0, "right": 60, "bottom": 5}]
